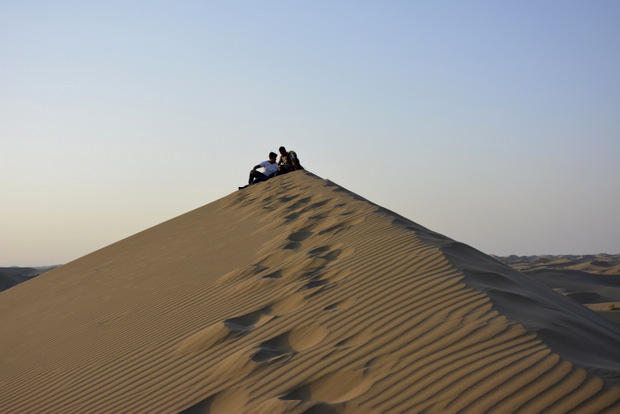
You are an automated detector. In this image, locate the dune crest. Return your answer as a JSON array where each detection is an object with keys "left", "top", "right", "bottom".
[{"left": 1, "top": 171, "right": 619, "bottom": 413}]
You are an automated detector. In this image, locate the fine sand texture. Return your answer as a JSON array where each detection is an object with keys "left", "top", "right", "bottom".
[{"left": 1, "top": 171, "right": 620, "bottom": 413}]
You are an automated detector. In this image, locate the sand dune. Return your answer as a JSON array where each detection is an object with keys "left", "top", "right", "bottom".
[
  {"left": 1, "top": 171, "right": 619, "bottom": 413},
  {"left": 497, "top": 254, "right": 620, "bottom": 276},
  {"left": 496, "top": 255, "right": 620, "bottom": 324},
  {"left": 0, "top": 266, "right": 58, "bottom": 293}
]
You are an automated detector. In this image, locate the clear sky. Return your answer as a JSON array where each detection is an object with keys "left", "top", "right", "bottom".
[{"left": 1, "top": 1, "right": 619, "bottom": 266}]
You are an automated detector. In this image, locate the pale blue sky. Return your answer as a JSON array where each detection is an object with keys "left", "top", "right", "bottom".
[{"left": 1, "top": 1, "right": 619, "bottom": 266}]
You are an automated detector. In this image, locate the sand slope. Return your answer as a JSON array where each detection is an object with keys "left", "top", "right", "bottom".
[{"left": 1, "top": 171, "right": 620, "bottom": 413}]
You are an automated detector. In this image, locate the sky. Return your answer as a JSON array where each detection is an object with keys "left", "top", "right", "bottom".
[{"left": 1, "top": 1, "right": 619, "bottom": 266}]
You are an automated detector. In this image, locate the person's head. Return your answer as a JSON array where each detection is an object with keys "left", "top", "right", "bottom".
[
  {"left": 269, "top": 152, "right": 277, "bottom": 161},
  {"left": 279, "top": 146, "right": 287, "bottom": 155}
]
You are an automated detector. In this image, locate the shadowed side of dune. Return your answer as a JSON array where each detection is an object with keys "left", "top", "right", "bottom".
[{"left": 374, "top": 205, "right": 620, "bottom": 384}]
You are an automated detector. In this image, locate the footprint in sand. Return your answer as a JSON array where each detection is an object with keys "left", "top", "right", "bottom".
[
  {"left": 262, "top": 269, "right": 283, "bottom": 279},
  {"left": 284, "top": 205, "right": 329, "bottom": 221},
  {"left": 323, "top": 268, "right": 352, "bottom": 283},
  {"left": 278, "top": 195, "right": 299, "bottom": 204},
  {"left": 308, "top": 246, "right": 331, "bottom": 257},
  {"left": 307, "top": 245, "right": 355, "bottom": 262},
  {"left": 287, "top": 196, "right": 313, "bottom": 211},
  {"left": 280, "top": 198, "right": 333, "bottom": 223},
  {"left": 271, "top": 292, "right": 307, "bottom": 316},
  {"left": 282, "top": 246, "right": 354, "bottom": 293},
  {"left": 177, "top": 292, "right": 315, "bottom": 357},
  {"left": 284, "top": 228, "right": 315, "bottom": 250},
  {"left": 288, "top": 228, "right": 314, "bottom": 243},
  {"left": 215, "top": 264, "right": 288, "bottom": 298},
  {"left": 175, "top": 323, "right": 230, "bottom": 355},
  {"left": 251, "top": 323, "right": 329, "bottom": 363},
  {"left": 215, "top": 264, "right": 269, "bottom": 285},
  {"left": 295, "top": 200, "right": 331, "bottom": 218},
  {"left": 298, "top": 402, "right": 376, "bottom": 414},
  {"left": 316, "top": 215, "right": 365, "bottom": 236},
  {"left": 294, "top": 266, "right": 332, "bottom": 292},
  {"left": 182, "top": 387, "right": 250, "bottom": 414},
  {"left": 223, "top": 306, "right": 273, "bottom": 334},
  {"left": 281, "top": 369, "right": 374, "bottom": 404},
  {"left": 284, "top": 211, "right": 302, "bottom": 221},
  {"left": 303, "top": 278, "right": 330, "bottom": 290},
  {"left": 322, "top": 295, "right": 357, "bottom": 312},
  {"left": 309, "top": 200, "right": 329, "bottom": 209}
]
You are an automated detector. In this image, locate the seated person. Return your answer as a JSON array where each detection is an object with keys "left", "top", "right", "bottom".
[
  {"left": 277, "top": 146, "right": 303, "bottom": 174},
  {"left": 239, "top": 152, "right": 278, "bottom": 189}
]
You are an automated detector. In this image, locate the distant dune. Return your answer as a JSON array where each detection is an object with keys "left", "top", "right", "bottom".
[
  {"left": 0, "top": 266, "right": 58, "bottom": 293},
  {"left": 496, "top": 255, "right": 620, "bottom": 324},
  {"left": 1, "top": 171, "right": 619, "bottom": 413},
  {"left": 496, "top": 254, "right": 620, "bottom": 276}
]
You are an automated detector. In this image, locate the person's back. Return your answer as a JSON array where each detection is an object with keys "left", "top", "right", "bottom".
[{"left": 288, "top": 150, "right": 303, "bottom": 170}]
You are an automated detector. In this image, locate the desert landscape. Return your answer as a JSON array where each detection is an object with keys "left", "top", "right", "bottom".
[
  {"left": 1, "top": 171, "right": 619, "bottom": 413},
  {"left": 0, "top": 266, "right": 59, "bottom": 293},
  {"left": 495, "top": 255, "right": 620, "bottom": 325}
]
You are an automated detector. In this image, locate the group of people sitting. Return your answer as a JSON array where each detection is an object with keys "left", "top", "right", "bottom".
[{"left": 239, "top": 146, "right": 303, "bottom": 189}]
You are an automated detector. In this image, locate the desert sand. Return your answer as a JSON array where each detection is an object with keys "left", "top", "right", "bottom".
[
  {"left": 495, "top": 255, "right": 620, "bottom": 325},
  {"left": 497, "top": 254, "right": 620, "bottom": 276},
  {"left": 1, "top": 171, "right": 619, "bottom": 413}
]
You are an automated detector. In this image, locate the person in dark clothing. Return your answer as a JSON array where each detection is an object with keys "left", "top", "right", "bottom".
[{"left": 277, "top": 146, "right": 302, "bottom": 175}]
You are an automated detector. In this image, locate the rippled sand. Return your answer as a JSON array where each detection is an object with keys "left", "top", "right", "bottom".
[{"left": 1, "top": 171, "right": 619, "bottom": 413}]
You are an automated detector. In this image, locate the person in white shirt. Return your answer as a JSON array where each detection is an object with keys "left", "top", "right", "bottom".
[{"left": 239, "top": 152, "right": 278, "bottom": 189}]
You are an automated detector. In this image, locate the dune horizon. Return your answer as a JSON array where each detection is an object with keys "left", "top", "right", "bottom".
[{"left": 1, "top": 170, "right": 619, "bottom": 413}]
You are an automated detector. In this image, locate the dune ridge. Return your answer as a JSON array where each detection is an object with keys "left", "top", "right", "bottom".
[{"left": 1, "top": 171, "right": 619, "bottom": 413}]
